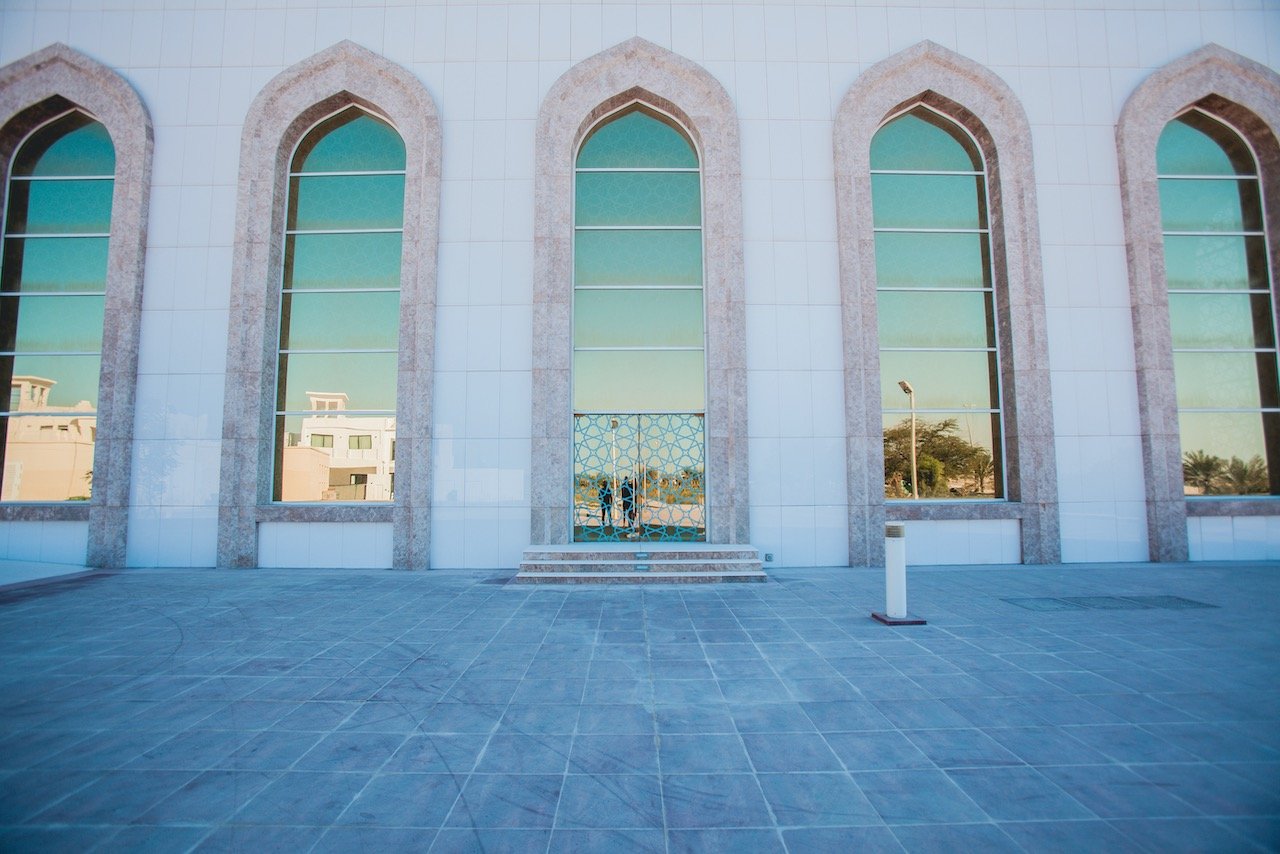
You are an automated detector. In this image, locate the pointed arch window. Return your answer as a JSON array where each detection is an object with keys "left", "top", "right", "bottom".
[
  {"left": 571, "top": 105, "right": 707, "bottom": 541},
  {"left": 0, "top": 111, "right": 114, "bottom": 501},
  {"left": 273, "top": 107, "right": 405, "bottom": 502},
  {"left": 1158, "top": 111, "right": 1279, "bottom": 496},
  {"left": 871, "top": 107, "right": 1003, "bottom": 500}
]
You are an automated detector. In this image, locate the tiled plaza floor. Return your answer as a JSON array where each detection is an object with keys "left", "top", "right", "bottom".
[{"left": 0, "top": 562, "right": 1277, "bottom": 852}]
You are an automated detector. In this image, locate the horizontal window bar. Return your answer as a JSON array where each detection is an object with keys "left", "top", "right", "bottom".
[
  {"left": 276, "top": 411, "right": 396, "bottom": 417},
  {"left": 288, "top": 169, "right": 406, "bottom": 178},
  {"left": 6, "top": 411, "right": 99, "bottom": 417},
  {"left": 870, "top": 169, "right": 984, "bottom": 177},
  {"left": 1179, "top": 407, "right": 1280, "bottom": 413},
  {"left": 573, "top": 346, "right": 703, "bottom": 352},
  {"left": 0, "top": 291, "right": 108, "bottom": 298},
  {"left": 880, "top": 347, "right": 997, "bottom": 353},
  {"left": 573, "top": 284, "right": 703, "bottom": 291},
  {"left": 284, "top": 228, "right": 403, "bottom": 236},
  {"left": 280, "top": 287, "right": 401, "bottom": 295},
  {"left": 0, "top": 350, "right": 99, "bottom": 357},
  {"left": 574, "top": 225, "right": 702, "bottom": 232},
  {"left": 1163, "top": 230, "right": 1264, "bottom": 237},
  {"left": 876, "top": 286, "right": 994, "bottom": 293},
  {"left": 11, "top": 174, "right": 114, "bottom": 182},
  {"left": 1157, "top": 173, "right": 1258, "bottom": 181},
  {"left": 278, "top": 348, "right": 399, "bottom": 355},
  {"left": 5, "top": 232, "right": 111, "bottom": 239},
  {"left": 575, "top": 167, "right": 700, "bottom": 174},
  {"left": 574, "top": 411, "right": 706, "bottom": 417},
  {"left": 873, "top": 227, "right": 989, "bottom": 235},
  {"left": 1172, "top": 347, "right": 1280, "bottom": 354}
]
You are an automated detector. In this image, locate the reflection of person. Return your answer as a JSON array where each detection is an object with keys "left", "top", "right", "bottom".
[
  {"left": 620, "top": 478, "right": 635, "bottom": 528},
  {"left": 598, "top": 478, "right": 613, "bottom": 526}
]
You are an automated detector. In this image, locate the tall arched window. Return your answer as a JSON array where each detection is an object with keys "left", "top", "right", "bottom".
[
  {"left": 273, "top": 107, "right": 405, "bottom": 503},
  {"left": 1159, "top": 111, "right": 1279, "bottom": 496},
  {"left": 0, "top": 111, "right": 113, "bottom": 502},
  {"left": 571, "top": 105, "right": 707, "bottom": 542},
  {"left": 871, "top": 107, "right": 1003, "bottom": 501}
]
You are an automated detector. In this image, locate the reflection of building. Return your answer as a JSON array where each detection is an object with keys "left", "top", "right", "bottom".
[
  {"left": 279, "top": 392, "right": 394, "bottom": 502},
  {"left": 2, "top": 376, "right": 95, "bottom": 502}
]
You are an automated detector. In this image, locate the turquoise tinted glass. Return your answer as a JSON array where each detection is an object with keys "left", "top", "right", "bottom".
[
  {"left": 277, "top": 351, "right": 397, "bottom": 412},
  {"left": 288, "top": 174, "right": 405, "bottom": 231},
  {"left": 15, "top": 115, "right": 115, "bottom": 177},
  {"left": 871, "top": 109, "right": 981, "bottom": 172},
  {"left": 294, "top": 110, "right": 405, "bottom": 173},
  {"left": 6, "top": 179, "right": 113, "bottom": 235},
  {"left": 1169, "top": 293, "right": 1276, "bottom": 349},
  {"left": 1, "top": 295, "right": 104, "bottom": 352},
  {"left": 1159, "top": 178, "right": 1261, "bottom": 233},
  {"left": 8, "top": 354, "right": 101, "bottom": 408},
  {"left": 575, "top": 289, "right": 704, "bottom": 348},
  {"left": 874, "top": 232, "right": 990, "bottom": 288},
  {"left": 872, "top": 174, "right": 986, "bottom": 229},
  {"left": 1163, "top": 235, "right": 1266, "bottom": 291},
  {"left": 2, "top": 237, "right": 108, "bottom": 293},
  {"left": 577, "top": 109, "right": 697, "bottom": 169},
  {"left": 285, "top": 233, "right": 403, "bottom": 291},
  {"left": 279, "top": 290, "right": 400, "bottom": 351},
  {"left": 573, "top": 350, "right": 705, "bottom": 412},
  {"left": 879, "top": 350, "right": 997, "bottom": 410},
  {"left": 1157, "top": 114, "right": 1256, "bottom": 177},
  {"left": 575, "top": 172, "right": 701, "bottom": 227},
  {"left": 878, "top": 291, "right": 994, "bottom": 348},
  {"left": 1173, "top": 351, "right": 1276, "bottom": 409},
  {"left": 575, "top": 230, "right": 702, "bottom": 286}
]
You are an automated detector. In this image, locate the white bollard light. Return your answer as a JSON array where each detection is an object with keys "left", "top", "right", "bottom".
[{"left": 873, "top": 523, "right": 926, "bottom": 626}]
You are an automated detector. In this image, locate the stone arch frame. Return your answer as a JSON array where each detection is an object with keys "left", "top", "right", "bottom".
[
  {"left": 0, "top": 44, "right": 153, "bottom": 568},
  {"left": 834, "top": 41, "right": 1059, "bottom": 566},
  {"left": 217, "top": 41, "right": 441, "bottom": 569},
  {"left": 530, "top": 37, "right": 748, "bottom": 546},
  {"left": 1117, "top": 45, "right": 1280, "bottom": 562}
]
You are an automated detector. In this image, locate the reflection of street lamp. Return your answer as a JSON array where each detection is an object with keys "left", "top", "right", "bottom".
[
  {"left": 898, "top": 380, "right": 918, "bottom": 499},
  {"left": 610, "top": 417, "right": 619, "bottom": 528}
]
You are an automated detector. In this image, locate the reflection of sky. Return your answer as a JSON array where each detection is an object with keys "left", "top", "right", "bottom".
[
  {"left": 281, "top": 291, "right": 399, "bottom": 351},
  {"left": 1179, "top": 411, "right": 1269, "bottom": 461},
  {"left": 1163, "top": 235, "right": 1259, "bottom": 290},
  {"left": 278, "top": 352, "right": 397, "bottom": 412},
  {"left": 286, "top": 232, "right": 402, "bottom": 290},
  {"left": 295, "top": 111, "right": 405, "bottom": 173},
  {"left": 5, "top": 295, "right": 104, "bottom": 352},
  {"left": 873, "top": 232, "right": 988, "bottom": 288},
  {"left": 575, "top": 289, "right": 703, "bottom": 348},
  {"left": 10, "top": 179, "right": 113, "bottom": 235},
  {"left": 878, "top": 290, "right": 992, "bottom": 348},
  {"left": 871, "top": 174, "right": 984, "bottom": 230},
  {"left": 577, "top": 109, "right": 697, "bottom": 169},
  {"left": 1169, "top": 293, "right": 1273, "bottom": 349},
  {"left": 9, "top": 355, "right": 100, "bottom": 408},
  {"left": 1157, "top": 117, "right": 1250, "bottom": 176},
  {"left": 20, "top": 118, "right": 114, "bottom": 177},
  {"left": 289, "top": 175, "right": 405, "bottom": 231},
  {"left": 574, "top": 350, "right": 704, "bottom": 412},
  {"left": 1159, "top": 178, "right": 1257, "bottom": 232},
  {"left": 575, "top": 230, "right": 701, "bottom": 286},
  {"left": 575, "top": 173, "right": 700, "bottom": 227},
  {"left": 871, "top": 110, "right": 980, "bottom": 172},
  {"left": 879, "top": 351, "right": 997, "bottom": 410},
  {"left": 7, "top": 237, "right": 108, "bottom": 292},
  {"left": 1173, "top": 352, "right": 1271, "bottom": 409}
]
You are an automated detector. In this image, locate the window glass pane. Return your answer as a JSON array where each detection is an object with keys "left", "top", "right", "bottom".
[
  {"left": 575, "top": 289, "right": 703, "bottom": 348},
  {"left": 878, "top": 290, "right": 994, "bottom": 348},
  {"left": 870, "top": 109, "right": 981, "bottom": 172},
  {"left": 1157, "top": 114, "right": 1256, "bottom": 177},
  {"left": 1163, "top": 234, "right": 1266, "bottom": 291},
  {"left": 879, "top": 350, "right": 997, "bottom": 410},
  {"left": 293, "top": 110, "right": 405, "bottom": 173},
  {"left": 2, "top": 237, "right": 108, "bottom": 293},
  {"left": 1173, "top": 351, "right": 1279, "bottom": 409},
  {"left": 575, "top": 172, "right": 701, "bottom": 227},
  {"left": 1179, "top": 411, "right": 1276, "bottom": 493},
  {"left": 871, "top": 174, "right": 986, "bottom": 230},
  {"left": 5, "top": 354, "right": 100, "bottom": 410},
  {"left": 0, "top": 295, "right": 104, "bottom": 353},
  {"left": 575, "top": 229, "right": 702, "bottom": 286},
  {"left": 284, "top": 232, "right": 403, "bottom": 291},
  {"left": 274, "top": 413, "right": 396, "bottom": 502},
  {"left": 276, "top": 352, "right": 397, "bottom": 412},
  {"left": 873, "top": 232, "right": 990, "bottom": 288},
  {"left": 1169, "top": 293, "right": 1276, "bottom": 349},
  {"left": 0, "top": 415, "right": 96, "bottom": 501},
  {"left": 882, "top": 412, "right": 1002, "bottom": 499},
  {"left": 280, "top": 291, "right": 400, "bottom": 351},
  {"left": 5, "top": 179, "right": 113, "bottom": 234},
  {"left": 1158, "top": 178, "right": 1261, "bottom": 233},
  {"left": 574, "top": 350, "right": 705, "bottom": 412},
  {"left": 288, "top": 174, "right": 405, "bottom": 231},
  {"left": 577, "top": 109, "right": 697, "bottom": 169},
  {"left": 15, "top": 116, "right": 114, "bottom": 177}
]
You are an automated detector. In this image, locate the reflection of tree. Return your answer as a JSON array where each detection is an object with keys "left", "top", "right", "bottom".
[
  {"left": 884, "top": 417, "right": 995, "bottom": 498},
  {"left": 1183, "top": 449, "right": 1268, "bottom": 495}
]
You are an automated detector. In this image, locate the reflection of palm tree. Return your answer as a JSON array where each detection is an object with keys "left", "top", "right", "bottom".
[
  {"left": 1224, "top": 455, "right": 1268, "bottom": 495},
  {"left": 1182, "top": 450, "right": 1225, "bottom": 495}
]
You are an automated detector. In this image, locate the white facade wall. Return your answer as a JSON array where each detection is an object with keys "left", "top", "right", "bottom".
[{"left": 0, "top": 0, "right": 1276, "bottom": 568}]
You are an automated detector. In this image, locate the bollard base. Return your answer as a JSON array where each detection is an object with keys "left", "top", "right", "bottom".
[{"left": 872, "top": 611, "right": 927, "bottom": 626}]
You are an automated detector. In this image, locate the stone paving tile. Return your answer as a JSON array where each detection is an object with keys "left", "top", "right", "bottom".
[{"left": 0, "top": 563, "right": 1276, "bottom": 850}]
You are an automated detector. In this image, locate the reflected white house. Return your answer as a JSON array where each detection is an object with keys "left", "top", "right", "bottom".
[
  {"left": 279, "top": 391, "right": 395, "bottom": 501},
  {"left": 2, "top": 376, "right": 96, "bottom": 502}
]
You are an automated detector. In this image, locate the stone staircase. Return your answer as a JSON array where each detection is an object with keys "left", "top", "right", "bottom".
[{"left": 516, "top": 543, "right": 766, "bottom": 584}]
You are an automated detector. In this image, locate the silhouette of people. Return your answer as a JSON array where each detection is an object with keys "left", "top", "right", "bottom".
[
  {"left": 598, "top": 478, "right": 613, "bottom": 526},
  {"left": 619, "top": 477, "right": 635, "bottom": 530}
]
